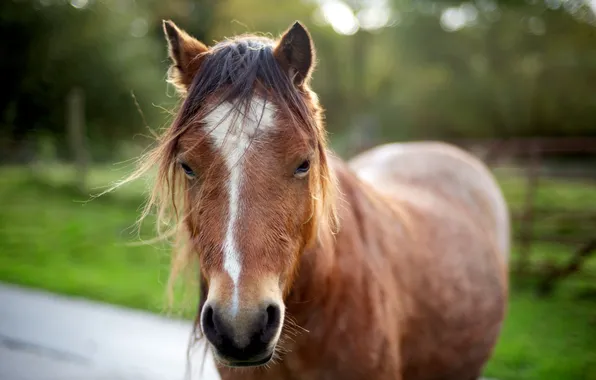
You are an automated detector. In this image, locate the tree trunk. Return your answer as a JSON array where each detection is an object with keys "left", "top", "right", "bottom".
[{"left": 66, "top": 87, "right": 89, "bottom": 192}]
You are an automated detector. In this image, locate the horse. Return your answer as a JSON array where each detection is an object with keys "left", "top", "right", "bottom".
[{"left": 130, "top": 20, "right": 510, "bottom": 380}]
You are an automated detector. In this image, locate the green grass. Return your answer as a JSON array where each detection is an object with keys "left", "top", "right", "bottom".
[
  {"left": 496, "top": 169, "right": 596, "bottom": 244},
  {"left": 0, "top": 165, "right": 197, "bottom": 317},
  {"left": 484, "top": 287, "right": 596, "bottom": 380},
  {"left": 495, "top": 168, "right": 596, "bottom": 211},
  {"left": 0, "top": 164, "right": 595, "bottom": 379}
]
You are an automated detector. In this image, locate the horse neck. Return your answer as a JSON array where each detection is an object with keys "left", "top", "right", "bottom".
[{"left": 286, "top": 154, "right": 403, "bottom": 321}]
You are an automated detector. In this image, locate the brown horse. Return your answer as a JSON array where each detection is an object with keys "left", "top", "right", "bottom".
[{"left": 129, "top": 20, "right": 509, "bottom": 380}]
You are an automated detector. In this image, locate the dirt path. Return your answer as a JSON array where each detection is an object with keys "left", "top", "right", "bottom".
[{"left": 0, "top": 282, "right": 220, "bottom": 380}]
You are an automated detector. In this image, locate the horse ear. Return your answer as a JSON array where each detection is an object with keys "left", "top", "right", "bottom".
[
  {"left": 274, "top": 21, "right": 315, "bottom": 87},
  {"left": 162, "top": 20, "right": 209, "bottom": 94}
]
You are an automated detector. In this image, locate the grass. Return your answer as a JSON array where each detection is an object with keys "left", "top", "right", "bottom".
[
  {"left": 484, "top": 287, "right": 596, "bottom": 380},
  {"left": 0, "top": 165, "right": 197, "bottom": 317},
  {"left": 0, "top": 163, "right": 595, "bottom": 379}
]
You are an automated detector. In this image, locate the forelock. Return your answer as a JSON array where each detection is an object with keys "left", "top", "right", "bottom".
[{"left": 171, "top": 35, "right": 316, "bottom": 138}]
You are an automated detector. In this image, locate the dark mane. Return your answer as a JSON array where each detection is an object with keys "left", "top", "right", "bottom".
[{"left": 174, "top": 36, "right": 315, "bottom": 135}]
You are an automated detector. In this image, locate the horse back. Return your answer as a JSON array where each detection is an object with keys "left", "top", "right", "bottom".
[{"left": 348, "top": 141, "right": 510, "bottom": 258}]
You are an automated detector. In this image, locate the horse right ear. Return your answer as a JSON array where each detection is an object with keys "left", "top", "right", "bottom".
[{"left": 162, "top": 20, "right": 209, "bottom": 95}]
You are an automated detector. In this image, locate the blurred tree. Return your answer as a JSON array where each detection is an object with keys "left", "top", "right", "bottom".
[
  {"left": 0, "top": 0, "right": 223, "bottom": 163},
  {"left": 1, "top": 0, "right": 595, "bottom": 163},
  {"left": 0, "top": 0, "right": 169, "bottom": 162},
  {"left": 331, "top": 0, "right": 596, "bottom": 145}
]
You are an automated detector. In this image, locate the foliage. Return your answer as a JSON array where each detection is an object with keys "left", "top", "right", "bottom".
[
  {"left": 2, "top": 0, "right": 596, "bottom": 163},
  {"left": 333, "top": 0, "right": 596, "bottom": 143},
  {"left": 0, "top": 0, "right": 173, "bottom": 162}
]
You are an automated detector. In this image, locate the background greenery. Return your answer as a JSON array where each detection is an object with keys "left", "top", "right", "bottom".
[{"left": 1, "top": 1, "right": 596, "bottom": 379}]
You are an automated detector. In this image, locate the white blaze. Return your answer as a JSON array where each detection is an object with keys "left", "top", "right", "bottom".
[{"left": 204, "top": 98, "right": 276, "bottom": 314}]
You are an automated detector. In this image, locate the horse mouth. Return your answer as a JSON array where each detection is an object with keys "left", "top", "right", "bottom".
[{"left": 215, "top": 351, "right": 274, "bottom": 368}]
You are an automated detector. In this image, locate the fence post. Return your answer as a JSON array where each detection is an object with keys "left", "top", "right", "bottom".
[
  {"left": 517, "top": 141, "right": 540, "bottom": 273},
  {"left": 66, "top": 87, "right": 88, "bottom": 192},
  {"left": 537, "top": 239, "right": 596, "bottom": 296}
]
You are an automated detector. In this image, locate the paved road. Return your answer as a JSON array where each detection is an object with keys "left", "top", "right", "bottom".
[{"left": 0, "top": 283, "right": 220, "bottom": 380}]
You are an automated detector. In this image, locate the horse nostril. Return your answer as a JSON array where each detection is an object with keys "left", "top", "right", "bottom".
[
  {"left": 202, "top": 304, "right": 219, "bottom": 342},
  {"left": 266, "top": 304, "right": 280, "bottom": 326},
  {"left": 261, "top": 304, "right": 281, "bottom": 343}
]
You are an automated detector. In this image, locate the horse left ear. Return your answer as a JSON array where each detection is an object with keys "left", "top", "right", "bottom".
[
  {"left": 274, "top": 21, "right": 315, "bottom": 87},
  {"left": 162, "top": 20, "right": 209, "bottom": 95}
]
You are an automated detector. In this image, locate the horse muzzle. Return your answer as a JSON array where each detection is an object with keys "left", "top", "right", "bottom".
[{"left": 201, "top": 301, "right": 283, "bottom": 367}]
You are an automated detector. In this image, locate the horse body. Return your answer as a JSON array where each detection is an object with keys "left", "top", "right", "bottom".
[
  {"left": 217, "top": 142, "right": 509, "bottom": 380},
  {"left": 347, "top": 142, "right": 509, "bottom": 379},
  {"left": 136, "top": 20, "right": 510, "bottom": 380}
]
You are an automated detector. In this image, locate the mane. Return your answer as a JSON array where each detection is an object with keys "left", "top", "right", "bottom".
[{"left": 105, "top": 33, "right": 339, "bottom": 312}]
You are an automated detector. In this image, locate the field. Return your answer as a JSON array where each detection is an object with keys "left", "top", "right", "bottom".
[{"left": 0, "top": 163, "right": 595, "bottom": 380}]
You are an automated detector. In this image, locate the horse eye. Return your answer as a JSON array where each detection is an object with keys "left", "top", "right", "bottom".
[
  {"left": 294, "top": 160, "right": 310, "bottom": 178},
  {"left": 180, "top": 162, "right": 195, "bottom": 178}
]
